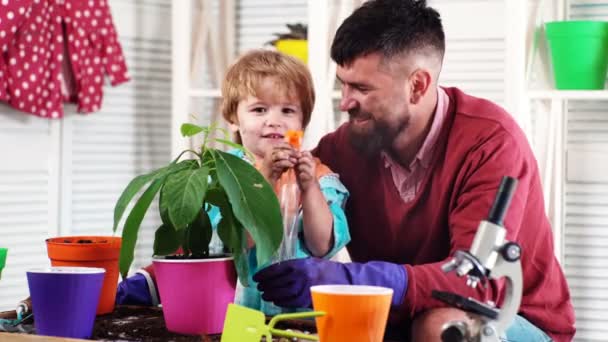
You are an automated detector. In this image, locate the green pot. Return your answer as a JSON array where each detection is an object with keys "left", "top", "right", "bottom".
[
  {"left": 0, "top": 248, "right": 7, "bottom": 279},
  {"left": 545, "top": 21, "right": 608, "bottom": 90}
]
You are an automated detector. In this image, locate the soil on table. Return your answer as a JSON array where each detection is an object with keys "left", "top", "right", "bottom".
[
  {"left": 1, "top": 305, "right": 317, "bottom": 341},
  {"left": 93, "top": 305, "right": 316, "bottom": 342},
  {"left": 92, "top": 305, "right": 317, "bottom": 342},
  {"left": 92, "top": 305, "right": 212, "bottom": 342}
]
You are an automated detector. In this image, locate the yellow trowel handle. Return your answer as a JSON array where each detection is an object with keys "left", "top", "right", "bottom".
[{"left": 268, "top": 311, "right": 325, "bottom": 341}]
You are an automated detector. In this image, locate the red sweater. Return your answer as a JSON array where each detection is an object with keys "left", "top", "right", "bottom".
[{"left": 313, "top": 87, "right": 575, "bottom": 341}]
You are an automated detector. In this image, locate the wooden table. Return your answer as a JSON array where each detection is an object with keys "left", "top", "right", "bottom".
[
  {"left": 1, "top": 305, "right": 404, "bottom": 341},
  {"left": 0, "top": 332, "right": 85, "bottom": 341}
]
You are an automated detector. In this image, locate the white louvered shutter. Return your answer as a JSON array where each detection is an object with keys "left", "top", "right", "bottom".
[
  {"left": 0, "top": 0, "right": 171, "bottom": 311},
  {"left": 236, "top": 0, "right": 308, "bottom": 54},
  {"left": 0, "top": 107, "right": 56, "bottom": 311},
  {"left": 564, "top": 1, "right": 608, "bottom": 340},
  {"left": 430, "top": 0, "right": 507, "bottom": 105},
  {"left": 67, "top": 0, "right": 172, "bottom": 271}
]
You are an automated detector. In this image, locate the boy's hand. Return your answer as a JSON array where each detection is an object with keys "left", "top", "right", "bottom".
[
  {"left": 261, "top": 142, "right": 297, "bottom": 184},
  {"left": 295, "top": 151, "right": 317, "bottom": 192}
]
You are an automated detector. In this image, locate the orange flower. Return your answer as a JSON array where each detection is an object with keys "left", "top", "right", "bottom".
[{"left": 285, "top": 130, "right": 304, "bottom": 150}]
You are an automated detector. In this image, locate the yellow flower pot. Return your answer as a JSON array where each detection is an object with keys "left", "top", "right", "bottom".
[{"left": 275, "top": 39, "right": 308, "bottom": 64}]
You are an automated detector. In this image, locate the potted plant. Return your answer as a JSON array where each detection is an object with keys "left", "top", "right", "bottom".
[
  {"left": 45, "top": 236, "right": 122, "bottom": 315},
  {"left": 267, "top": 23, "right": 308, "bottom": 64},
  {"left": 112, "top": 123, "right": 283, "bottom": 335}
]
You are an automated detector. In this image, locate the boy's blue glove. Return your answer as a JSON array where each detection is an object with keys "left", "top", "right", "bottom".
[
  {"left": 252, "top": 257, "right": 408, "bottom": 308},
  {"left": 115, "top": 273, "right": 155, "bottom": 306}
]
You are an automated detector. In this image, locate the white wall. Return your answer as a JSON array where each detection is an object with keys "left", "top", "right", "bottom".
[{"left": 0, "top": 0, "right": 172, "bottom": 310}]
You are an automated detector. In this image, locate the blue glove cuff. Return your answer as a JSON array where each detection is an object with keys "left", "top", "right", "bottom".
[
  {"left": 359, "top": 261, "right": 408, "bottom": 306},
  {"left": 388, "top": 263, "right": 408, "bottom": 306},
  {"left": 115, "top": 272, "right": 158, "bottom": 306},
  {"left": 136, "top": 269, "right": 160, "bottom": 305}
]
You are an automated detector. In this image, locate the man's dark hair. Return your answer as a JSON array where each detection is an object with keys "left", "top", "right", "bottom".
[{"left": 331, "top": 0, "right": 445, "bottom": 66}]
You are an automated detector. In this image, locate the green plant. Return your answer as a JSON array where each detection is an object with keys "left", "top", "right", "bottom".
[
  {"left": 113, "top": 124, "right": 283, "bottom": 285},
  {"left": 266, "top": 23, "right": 308, "bottom": 46}
]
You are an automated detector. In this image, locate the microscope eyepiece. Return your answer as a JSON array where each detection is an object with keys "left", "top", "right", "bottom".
[{"left": 487, "top": 176, "right": 518, "bottom": 226}]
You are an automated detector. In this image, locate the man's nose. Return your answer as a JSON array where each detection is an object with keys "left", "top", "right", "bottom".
[{"left": 339, "top": 90, "right": 358, "bottom": 112}]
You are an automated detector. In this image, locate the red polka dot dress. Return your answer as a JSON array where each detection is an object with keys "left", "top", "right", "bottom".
[{"left": 0, "top": 0, "right": 130, "bottom": 118}]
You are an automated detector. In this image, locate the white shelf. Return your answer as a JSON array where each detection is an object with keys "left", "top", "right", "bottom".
[{"left": 527, "top": 90, "right": 608, "bottom": 100}]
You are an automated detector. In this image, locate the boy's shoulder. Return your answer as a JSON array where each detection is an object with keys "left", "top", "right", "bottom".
[
  {"left": 227, "top": 148, "right": 253, "bottom": 164},
  {"left": 314, "top": 157, "right": 333, "bottom": 180},
  {"left": 314, "top": 158, "right": 348, "bottom": 196}
]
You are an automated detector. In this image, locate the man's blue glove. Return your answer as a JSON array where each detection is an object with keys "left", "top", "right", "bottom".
[
  {"left": 115, "top": 273, "right": 156, "bottom": 306},
  {"left": 252, "top": 257, "right": 408, "bottom": 308}
]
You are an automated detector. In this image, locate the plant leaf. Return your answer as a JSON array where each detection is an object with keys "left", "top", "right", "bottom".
[
  {"left": 119, "top": 178, "right": 164, "bottom": 279},
  {"left": 187, "top": 208, "right": 212, "bottom": 257},
  {"left": 209, "top": 188, "right": 250, "bottom": 286},
  {"left": 114, "top": 159, "right": 199, "bottom": 232},
  {"left": 181, "top": 123, "right": 205, "bottom": 137},
  {"left": 212, "top": 150, "right": 282, "bottom": 266},
  {"left": 233, "top": 250, "right": 250, "bottom": 287},
  {"left": 159, "top": 160, "right": 200, "bottom": 225},
  {"left": 170, "top": 158, "right": 200, "bottom": 172},
  {"left": 113, "top": 167, "right": 164, "bottom": 232},
  {"left": 153, "top": 224, "right": 180, "bottom": 256},
  {"left": 159, "top": 190, "right": 171, "bottom": 226},
  {"left": 208, "top": 189, "right": 242, "bottom": 252},
  {"left": 162, "top": 167, "right": 210, "bottom": 230},
  {"left": 182, "top": 223, "right": 191, "bottom": 256},
  {"left": 218, "top": 217, "right": 249, "bottom": 287},
  {"left": 116, "top": 159, "right": 199, "bottom": 279}
]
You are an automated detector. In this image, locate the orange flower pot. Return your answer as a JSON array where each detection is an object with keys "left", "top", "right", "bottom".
[{"left": 46, "top": 236, "right": 121, "bottom": 315}]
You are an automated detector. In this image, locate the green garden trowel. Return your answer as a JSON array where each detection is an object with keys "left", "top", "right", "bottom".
[
  {"left": 221, "top": 303, "right": 324, "bottom": 342},
  {"left": 0, "top": 248, "right": 7, "bottom": 280}
]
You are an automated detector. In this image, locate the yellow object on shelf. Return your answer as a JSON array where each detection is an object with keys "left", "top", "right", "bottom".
[{"left": 275, "top": 39, "right": 308, "bottom": 64}]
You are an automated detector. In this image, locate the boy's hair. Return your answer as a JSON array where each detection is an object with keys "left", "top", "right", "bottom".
[
  {"left": 331, "top": 0, "right": 445, "bottom": 66},
  {"left": 221, "top": 50, "right": 315, "bottom": 130}
]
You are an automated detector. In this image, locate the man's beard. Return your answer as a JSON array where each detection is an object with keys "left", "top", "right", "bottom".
[{"left": 347, "top": 111, "right": 402, "bottom": 157}]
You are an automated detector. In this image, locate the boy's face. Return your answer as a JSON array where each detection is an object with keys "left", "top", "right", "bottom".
[{"left": 231, "top": 77, "right": 304, "bottom": 161}]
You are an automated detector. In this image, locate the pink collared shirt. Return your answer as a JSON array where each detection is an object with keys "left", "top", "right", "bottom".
[{"left": 381, "top": 87, "right": 449, "bottom": 202}]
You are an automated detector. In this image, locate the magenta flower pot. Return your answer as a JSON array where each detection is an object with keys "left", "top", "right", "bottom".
[{"left": 153, "top": 257, "right": 237, "bottom": 335}]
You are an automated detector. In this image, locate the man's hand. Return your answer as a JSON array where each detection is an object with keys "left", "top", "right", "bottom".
[{"left": 252, "top": 258, "right": 408, "bottom": 308}]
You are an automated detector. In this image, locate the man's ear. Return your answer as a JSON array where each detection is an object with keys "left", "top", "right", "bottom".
[{"left": 408, "top": 69, "right": 432, "bottom": 105}]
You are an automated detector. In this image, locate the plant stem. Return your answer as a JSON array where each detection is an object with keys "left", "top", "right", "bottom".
[
  {"left": 173, "top": 149, "right": 201, "bottom": 163},
  {"left": 201, "top": 122, "right": 217, "bottom": 150}
]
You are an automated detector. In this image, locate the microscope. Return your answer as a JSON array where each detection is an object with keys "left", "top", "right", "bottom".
[{"left": 432, "top": 176, "right": 522, "bottom": 342}]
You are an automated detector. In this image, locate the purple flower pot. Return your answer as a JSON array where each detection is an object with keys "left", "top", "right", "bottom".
[{"left": 27, "top": 266, "right": 105, "bottom": 339}]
